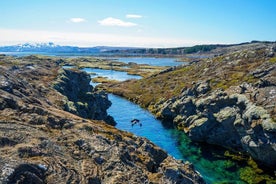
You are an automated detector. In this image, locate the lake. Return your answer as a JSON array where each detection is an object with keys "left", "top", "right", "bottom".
[{"left": 1, "top": 52, "right": 185, "bottom": 67}]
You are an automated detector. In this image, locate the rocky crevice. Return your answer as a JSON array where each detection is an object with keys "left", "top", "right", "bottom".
[{"left": 0, "top": 56, "right": 205, "bottom": 184}]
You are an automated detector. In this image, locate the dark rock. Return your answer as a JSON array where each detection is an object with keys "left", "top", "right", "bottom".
[
  {"left": 47, "top": 116, "right": 66, "bottom": 129},
  {"left": 252, "top": 66, "right": 275, "bottom": 78},
  {"left": 94, "top": 156, "right": 105, "bottom": 165},
  {"left": 0, "top": 94, "right": 18, "bottom": 110},
  {"left": 53, "top": 69, "right": 115, "bottom": 125},
  {"left": 256, "top": 78, "right": 272, "bottom": 88},
  {"left": 0, "top": 137, "right": 18, "bottom": 147},
  {"left": 7, "top": 164, "right": 46, "bottom": 184},
  {"left": 18, "top": 147, "right": 46, "bottom": 158},
  {"left": 88, "top": 177, "right": 101, "bottom": 184}
]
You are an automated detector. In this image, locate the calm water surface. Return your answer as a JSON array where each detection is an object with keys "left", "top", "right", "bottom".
[
  {"left": 107, "top": 94, "right": 244, "bottom": 184},
  {"left": 108, "top": 94, "right": 183, "bottom": 159},
  {"left": 82, "top": 68, "right": 141, "bottom": 84},
  {"left": 114, "top": 57, "right": 184, "bottom": 67},
  {"left": 2, "top": 52, "right": 185, "bottom": 67}
]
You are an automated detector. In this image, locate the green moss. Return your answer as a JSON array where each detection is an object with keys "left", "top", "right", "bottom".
[
  {"left": 66, "top": 101, "right": 77, "bottom": 112},
  {"left": 224, "top": 151, "right": 247, "bottom": 161},
  {"left": 213, "top": 56, "right": 224, "bottom": 62},
  {"left": 224, "top": 151, "right": 275, "bottom": 183},
  {"left": 239, "top": 166, "right": 274, "bottom": 184},
  {"left": 210, "top": 72, "right": 257, "bottom": 90},
  {"left": 269, "top": 57, "right": 276, "bottom": 63}
]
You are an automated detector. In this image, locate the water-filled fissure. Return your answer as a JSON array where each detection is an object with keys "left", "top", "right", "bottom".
[
  {"left": 80, "top": 65, "right": 248, "bottom": 183},
  {"left": 107, "top": 94, "right": 245, "bottom": 184}
]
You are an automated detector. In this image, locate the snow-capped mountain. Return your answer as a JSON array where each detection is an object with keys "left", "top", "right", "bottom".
[
  {"left": 0, "top": 42, "right": 135, "bottom": 53},
  {"left": 16, "top": 42, "right": 58, "bottom": 49},
  {"left": 0, "top": 42, "right": 82, "bottom": 52}
]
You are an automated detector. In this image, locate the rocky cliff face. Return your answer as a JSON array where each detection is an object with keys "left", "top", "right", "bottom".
[
  {"left": 153, "top": 46, "right": 276, "bottom": 168},
  {"left": 0, "top": 56, "right": 204, "bottom": 184},
  {"left": 53, "top": 68, "right": 115, "bottom": 125},
  {"left": 156, "top": 80, "right": 276, "bottom": 168}
]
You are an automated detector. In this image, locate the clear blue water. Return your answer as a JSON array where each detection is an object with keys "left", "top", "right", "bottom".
[
  {"left": 2, "top": 52, "right": 185, "bottom": 67},
  {"left": 82, "top": 67, "right": 142, "bottom": 82},
  {"left": 1, "top": 52, "right": 184, "bottom": 66},
  {"left": 107, "top": 94, "right": 245, "bottom": 184},
  {"left": 114, "top": 57, "right": 185, "bottom": 67},
  {"left": 62, "top": 65, "right": 75, "bottom": 69},
  {"left": 108, "top": 94, "right": 183, "bottom": 159}
]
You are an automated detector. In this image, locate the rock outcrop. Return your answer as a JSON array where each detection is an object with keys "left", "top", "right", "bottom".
[
  {"left": 156, "top": 74, "right": 276, "bottom": 168},
  {"left": 0, "top": 56, "right": 204, "bottom": 184},
  {"left": 53, "top": 68, "right": 116, "bottom": 125}
]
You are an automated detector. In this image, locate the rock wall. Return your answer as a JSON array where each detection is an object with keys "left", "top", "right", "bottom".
[
  {"left": 53, "top": 68, "right": 116, "bottom": 125},
  {"left": 155, "top": 79, "right": 276, "bottom": 168}
]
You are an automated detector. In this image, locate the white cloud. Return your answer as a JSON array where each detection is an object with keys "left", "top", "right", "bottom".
[
  {"left": 69, "top": 18, "right": 86, "bottom": 23},
  {"left": 126, "top": 14, "right": 143, "bottom": 19},
  {"left": 98, "top": 17, "right": 137, "bottom": 27},
  {"left": 0, "top": 28, "right": 212, "bottom": 47}
]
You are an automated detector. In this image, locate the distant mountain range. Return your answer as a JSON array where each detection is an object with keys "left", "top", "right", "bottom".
[
  {"left": 0, "top": 41, "right": 274, "bottom": 56},
  {"left": 0, "top": 42, "right": 135, "bottom": 53}
]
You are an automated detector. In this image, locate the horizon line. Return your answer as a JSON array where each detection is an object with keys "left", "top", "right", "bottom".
[{"left": 0, "top": 40, "right": 275, "bottom": 49}]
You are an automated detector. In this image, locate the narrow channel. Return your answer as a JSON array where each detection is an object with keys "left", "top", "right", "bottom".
[
  {"left": 80, "top": 59, "right": 246, "bottom": 183},
  {"left": 107, "top": 94, "right": 183, "bottom": 159},
  {"left": 107, "top": 94, "right": 242, "bottom": 184}
]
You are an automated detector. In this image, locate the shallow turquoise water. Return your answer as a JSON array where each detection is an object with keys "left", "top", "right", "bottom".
[{"left": 107, "top": 94, "right": 245, "bottom": 184}]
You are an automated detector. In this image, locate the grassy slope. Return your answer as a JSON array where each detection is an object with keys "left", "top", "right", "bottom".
[{"left": 104, "top": 45, "right": 275, "bottom": 118}]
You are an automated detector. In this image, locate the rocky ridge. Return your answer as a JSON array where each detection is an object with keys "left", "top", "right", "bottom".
[
  {"left": 104, "top": 42, "right": 276, "bottom": 170},
  {"left": 0, "top": 56, "right": 204, "bottom": 184},
  {"left": 156, "top": 80, "right": 276, "bottom": 168},
  {"left": 154, "top": 44, "right": 276, "bottom": 168}
]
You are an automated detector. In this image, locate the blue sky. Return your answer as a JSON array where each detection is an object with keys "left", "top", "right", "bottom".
[{"left": 0, "top": 0, "right": 275, "bottom": 47}]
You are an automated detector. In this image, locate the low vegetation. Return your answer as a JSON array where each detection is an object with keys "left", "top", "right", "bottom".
[
  {"left": 102, "top": 42, "right": 276, "bottom": 183},
  {"left": 104, "top": 47, "right": 272, "bottom": 111},
  {"left": 63, "top": 57, "right": 167, "bottom": 78}
]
